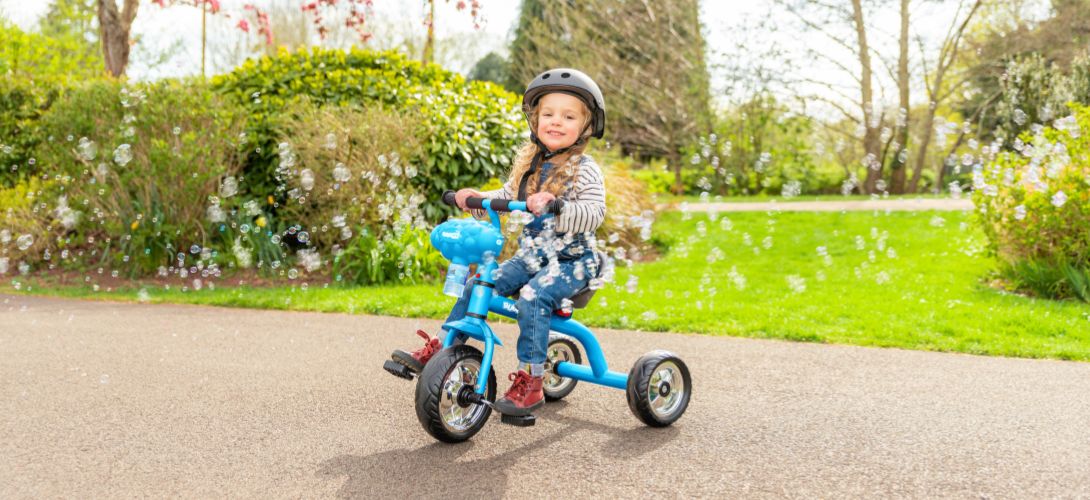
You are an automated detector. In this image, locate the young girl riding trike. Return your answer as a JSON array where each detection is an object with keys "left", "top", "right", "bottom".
[{"left": 383, "top": 68, "right": 691, "bottom": 443}]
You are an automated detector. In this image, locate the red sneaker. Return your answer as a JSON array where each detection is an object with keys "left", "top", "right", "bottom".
[
  {"left": 390, "top": 330, "right": 441, "bottom": 374},
  {"left": 495, "top": 370, "right": 544, "bottom": 416}
]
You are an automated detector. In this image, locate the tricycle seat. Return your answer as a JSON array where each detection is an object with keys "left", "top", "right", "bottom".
[{"left": 567, "top": 250, "right": 606, "bottom": 310}]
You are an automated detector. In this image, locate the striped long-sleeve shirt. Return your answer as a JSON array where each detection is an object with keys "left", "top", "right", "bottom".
[{"left": 478, "top": 154, "right": 606, "bottom": 235}]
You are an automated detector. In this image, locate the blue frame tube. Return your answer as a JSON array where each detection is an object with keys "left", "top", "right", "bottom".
[
  {"left": 487, "top": 295, "right": 628, "bottom": 390},
  {"left": 555, "top": 362, "right": 628, "bottom": 390}
]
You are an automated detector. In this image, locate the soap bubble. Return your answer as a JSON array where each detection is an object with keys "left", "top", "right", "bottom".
[
  {"left": 16, "top": 234, "right": 34, "bottom": 251},
  {"left": 333, "top": 163, "right": 351, "bottom": 182},
  {"left": 113, "top": 144, "right": 133, "bottom": 166},
  {"left": 300, "top": 169, "right": 315, "bottom": 191},
  {"left": 1012, "top": 108, "right": 1027, "bottom": 125},
  {"left": 220, "top": 177, "right": 238, "bottom": 198},
  {"left": 786, "top": 275, "right": 806, "bottom": 293},
  {"left": 77, "top": 138, "right": 97, "bottom": 161},
  {"left": 1051, "top": 191, "right": 1067, "bottom": 208}
]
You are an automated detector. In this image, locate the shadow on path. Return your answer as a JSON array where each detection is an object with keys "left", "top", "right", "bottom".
[{"left": 317, "top": 401, "right": 680, "bottom": 498}]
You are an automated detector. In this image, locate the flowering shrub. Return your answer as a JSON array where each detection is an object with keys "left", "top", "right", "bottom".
[{"left": 972, "top": 103, "right": 1090, "bottom": 300}]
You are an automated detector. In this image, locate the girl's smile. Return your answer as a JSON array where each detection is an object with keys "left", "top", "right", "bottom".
[{"left": 536, "top": 93, "right": 588, "bottom": 152}]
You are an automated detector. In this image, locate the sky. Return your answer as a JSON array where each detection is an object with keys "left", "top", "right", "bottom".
[{"left": 0, "top": 0, "right": 1053, "bottom": 117}]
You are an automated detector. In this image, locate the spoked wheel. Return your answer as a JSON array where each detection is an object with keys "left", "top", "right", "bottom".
[
  {"left": 414, "top": 344, "right": 497, "bottom": 443},
  {"left": 543, "top": 334, "right": 582, "bottom": 401},
  {"left": 626, "top": 350, "right": 691, "bottom": 427}
]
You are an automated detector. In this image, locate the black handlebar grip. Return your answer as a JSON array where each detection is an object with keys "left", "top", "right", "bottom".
[
  {"left": 442, "top": 190, "right": 458, "bottom": 207},
  {"left": 465, "top": 197, "right": 486, "bottom": 210},
  {"left": 489, "top": 199, "right": 515, "bottom": 212},
  {"left": 465, "top": 197, "right": 515, "bottom": 212}
]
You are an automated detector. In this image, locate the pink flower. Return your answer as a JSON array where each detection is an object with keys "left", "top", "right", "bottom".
[{"left": 237, "top": 19, "right": 249, "bottom": 32}]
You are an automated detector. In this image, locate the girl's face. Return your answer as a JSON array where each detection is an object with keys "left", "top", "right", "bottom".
[{"left": 535, "top": 92, "right": 588, "bottom": 152}]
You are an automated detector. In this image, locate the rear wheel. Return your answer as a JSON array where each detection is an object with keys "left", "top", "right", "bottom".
[
  {"left": 414, "top": 344, "right": 496, "bottom": 443},
  {"left": 543, "top": 335, "right": 582, "bottom": 401},
  {"left": 626, "top": 350, "right": 691, "bottom": 427}
]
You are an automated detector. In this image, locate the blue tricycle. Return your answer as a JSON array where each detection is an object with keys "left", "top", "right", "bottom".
[{"left": 387, "top": 192, "right": 691, "bottom": 443}]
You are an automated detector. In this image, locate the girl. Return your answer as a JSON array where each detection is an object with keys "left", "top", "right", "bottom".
[{"left": 388, "top": 68, "right": 608, "bottom": 416}]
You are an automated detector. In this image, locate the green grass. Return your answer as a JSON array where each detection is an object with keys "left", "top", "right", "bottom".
[
  {"left": 653, "top": 193, "right": 951, "bottom": 204},
  {"left": 7, "top": 210, "right": 1089, "bottom": 360}
]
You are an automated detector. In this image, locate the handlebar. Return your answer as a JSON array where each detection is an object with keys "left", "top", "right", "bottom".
[{"left": 442, "top": 190, "right": 565, "bottom": 216}]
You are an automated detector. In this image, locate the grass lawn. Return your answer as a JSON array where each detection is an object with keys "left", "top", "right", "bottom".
[
  {"left": 6, "top": 210, "right": 1089, "bottom": 360},
  {"left": 653, "top": 192, "right": 952, "bottom": 204}
]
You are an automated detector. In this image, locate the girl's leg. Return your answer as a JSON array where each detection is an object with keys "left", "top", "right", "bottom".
[{"left": 512, "top": 256, "right": 592, "bottom": 375}]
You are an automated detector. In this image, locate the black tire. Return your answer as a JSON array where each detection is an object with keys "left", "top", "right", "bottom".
[
  {"left": 414, "top": 344, "right": 497, "bottom": 443},
  {"left": 543, "top": 335, "right": 582, "bottom": 401},
  {"left": 626, "top": 350, "right": 691, "bottom": 427}
]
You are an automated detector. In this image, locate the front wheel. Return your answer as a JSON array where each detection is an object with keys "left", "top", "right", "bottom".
[
  {"left": 626, "top": 350, "right": 691, "bottom": 427},
  {"left": 414, "top": 344, "right": 496, "bottom": 443}
]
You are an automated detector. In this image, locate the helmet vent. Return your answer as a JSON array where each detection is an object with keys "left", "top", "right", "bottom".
[
  {"left": 542, "top": 73, "right": 551, "bottom": 79},
  {"left": 561, "top": 72, "right": 571, "bottom": 78}
]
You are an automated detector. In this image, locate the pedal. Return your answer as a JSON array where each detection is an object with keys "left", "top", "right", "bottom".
[
  {"left": 500, "top": 413, "right": 536, "bottom": 427},
  {"left": 383, "top": 360, "right": 415, "bottom": 380}
]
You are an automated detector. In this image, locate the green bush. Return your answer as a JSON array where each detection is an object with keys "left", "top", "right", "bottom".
[
  {"left": 332, "top": 225, "right": 444, "bottom": 286},
  {"left": 1, "top": 21, "right": 106, "bottom": 188},
  {"left": 973, "top": 103, "right": 1090, "bottom": 301},
  {"left": 32, "top": 79, "right": 248, "bottom": 276},
  {"left": 212, "top": 47, "right": 524, "bottom": 221},
  {"left": 0, "top": 79, "right": 60, "bottom": 188},
  {"left": 0, "top": 178, "right": 53, "bottom": 275}
]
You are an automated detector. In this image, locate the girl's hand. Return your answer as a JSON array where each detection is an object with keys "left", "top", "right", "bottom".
[
  {"left": 454, "top": 188, "right": 482, "bottom": 211},
  {"left": 526, "top": 192, "right": 556, "bottom": 216}
]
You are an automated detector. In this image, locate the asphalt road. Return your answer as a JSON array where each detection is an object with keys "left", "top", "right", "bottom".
[{"left": 3, "top": 293, "right": 1089, "bottom": 498}]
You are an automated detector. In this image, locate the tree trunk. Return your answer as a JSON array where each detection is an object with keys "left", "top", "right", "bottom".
[
  {"left": 96, "top": 0, "right": 139, "bottom": 77},
  {"left": 888, "top": 0, "right": 910, "bottom": 194},
  {"left": 851, "top": 0, "right": 882, "bottom": 195},
  {"left": 909, "top": 110, "right": 937, "bottom": 193},
  {"left": 670, "top": 150, "right": 683, "bottom": 195},
  {"left": 423, "top": 0, "right": 435, "bottom": 64},
  {"left": 908, "top": 0, "right": 983, "bottom": 193}
]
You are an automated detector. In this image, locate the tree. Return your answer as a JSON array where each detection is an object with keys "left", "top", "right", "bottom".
[
  {"left": 775, "top": 0, "right": 984, "bottom": 194},
  {"left": 41, "top": 0, "right": 99, "bottom": 55},
  {"left": 0, "top": 4, "right": 103, "bottom": 83},
  {"left": 907, "top": 0, "right": 983, "bottom": 193},
  {"left": 94, "top": 0, "right": 484, "bottom": 77},
  {"left": 508, "top": 0, "right": 712, "bottom": 194},
  {"left": 468, "top": 51, "right": 509, "bottom": 88},
  {"left": 776, "top": 0, "right": 885, "bottom": 194},
  {"left": 957, "top": 0, "right": 1090, "bottom": 141},
  {"left": 95, "top": 0, "right": 139, "bottom": 77},
  {"left": 887, "top": 0, "right": 910, "bottom": 194}
]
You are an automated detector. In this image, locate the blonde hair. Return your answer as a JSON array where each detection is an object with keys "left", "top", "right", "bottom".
[{"left": 507, "top": 98, "right": 594, "bottom": 198}]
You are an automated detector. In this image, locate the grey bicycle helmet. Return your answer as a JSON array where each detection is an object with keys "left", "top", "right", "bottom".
[{"left": 522, "top": 68, "right": 606, "bottom": 141}]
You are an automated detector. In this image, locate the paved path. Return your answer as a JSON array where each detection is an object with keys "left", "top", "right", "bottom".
[
  {"left": 675, "top": 198, "right": 973, "bottom": 212},
  {"left": 3, "top": 294, "right": 1089, "bottom": 498}
]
